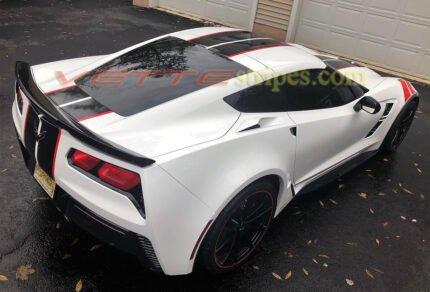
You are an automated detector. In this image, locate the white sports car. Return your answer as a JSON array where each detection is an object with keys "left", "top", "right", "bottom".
[{"left": 13, "top": 27, "right": 419, "bottom": 275}]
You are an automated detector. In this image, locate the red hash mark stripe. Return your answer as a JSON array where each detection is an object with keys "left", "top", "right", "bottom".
[
  {"left": 77, "top": 110, "right": 113, "bottom": 123},
  {"left": 399, "top": 79, "right": 416, "bottom": 102}
]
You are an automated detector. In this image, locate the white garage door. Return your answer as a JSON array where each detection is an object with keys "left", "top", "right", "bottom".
[
  {"left": 159, "top": 0, "right": 258, "bottom": 30},
  {"left": 293, "top": 0, "right": 430, "bottom": 79}
]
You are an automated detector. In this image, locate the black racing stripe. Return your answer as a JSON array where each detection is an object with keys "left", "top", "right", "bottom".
[
  {"left": 325, "top": 59, "right": 359, "bottom": 70},
  {"left": 210, "top": 38, "right": 282, "bottom": 57},
  {"left": 47, "top": 86, "right": 89, "bottom": 106},
  {"left": 190, "top": 31, "right": 263, "bottom": 47},
  {"left": 60, "top": 98, "right": 110, "bottom": 121},
  {"left": 24, "top": 106, "right": 39, "bottom": 155},
  {"left": 36, "top": 120, "right": 59, "bottom": 177}
]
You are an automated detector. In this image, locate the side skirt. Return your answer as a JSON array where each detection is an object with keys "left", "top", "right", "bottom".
[{"left": 295, "top": 150, "right": 378, "bottom": 196}]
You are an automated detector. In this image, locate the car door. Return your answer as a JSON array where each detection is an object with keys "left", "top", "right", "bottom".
[{"left": 285, "top": 69, "right": 381, "bottom": 185}]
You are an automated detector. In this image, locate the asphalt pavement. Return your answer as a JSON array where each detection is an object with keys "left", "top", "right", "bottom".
[{"left": 0, "top": 0, "right": 429, "bottom": 291}]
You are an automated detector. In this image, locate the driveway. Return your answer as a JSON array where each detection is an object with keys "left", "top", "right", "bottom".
[{"left": 0, "top": 0, "right": 429, "bottom": 291}]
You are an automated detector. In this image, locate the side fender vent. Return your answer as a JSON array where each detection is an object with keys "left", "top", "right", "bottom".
[
  {"left": 366, "top": 121, "right": 383, "bottom": 138},
  {"left": 383, "top": 103, "right": 394, "bottom": 117}
]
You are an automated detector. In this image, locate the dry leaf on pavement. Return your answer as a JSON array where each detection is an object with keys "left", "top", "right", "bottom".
[
  {"left": 302, "top": 268, "right": 309, "bottom": 276},
  {"left": 375, "top": 239, "right": 380, "bottom": 246},
  {"left": 329, "top": 199, "right": 338, "bottom": 205},
  {"left": 369, "top": 208, "right": 375, "bottom": 214},
  {"left": 272, "top": 272, "right": 282, "bottom": 280},
  {"left": 319, "top": 200, "right": 325, "bottom": 208},
  {"left": 319, "top": 254, "right": 329, "bottom": 259},
  {"left": 378, "top": 192, "right": 385, "bottom": 196},
  {"left": 346, "top": 278, "right": 354, "bottom": 286},
  {"left": 338, "top": 184, "right": 345, "bottom": 189},
  {"left": 16, "top": 265, "right": 35, "bottom": 280},
  {"left": 0, "top": 275, "right": 8, "bottom": 281},
  {"left": 365, "top": 269, "right": 375, "bottom": 279},
  {"left": 417, "top": 168, "right": 422, "bottom": 174},
  {"left": 383, "top": 222, "right": 389, "bottom": 227},
  {"left": 312, "top": 258, "right": 319, "bottom": 265},
  {"left": 75, "top": 279, "right": 83, "bottom": 292},
  {"left": 358, "top": 192, "right": 367, "bottom": 199},
  {"left": 89, "top": 244, "right": 103, "bottom": 252},
  {"left": 285, "top": 271, "right": 292, "bottom": 280},
  {"left": 401, "top": 216, "right": 406, "bottom": 220},
  {"left": 32, "top": 196, "right": 50, "bottom": 202}
]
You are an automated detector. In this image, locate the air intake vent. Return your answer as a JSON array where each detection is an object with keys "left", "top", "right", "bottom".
[
  {"left": 366, "top": 121, "right": 383, "bottom": 138},
  {"left": 383, "top": 103, "right": 394, "bottom": 117},
  {"left": 137, "top": 235, "right": 161, "bottom": 271}
]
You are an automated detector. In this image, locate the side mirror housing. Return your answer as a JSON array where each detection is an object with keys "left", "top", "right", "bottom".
[{"left": 354, "top": 96, "right": 381, "bottom": 114}]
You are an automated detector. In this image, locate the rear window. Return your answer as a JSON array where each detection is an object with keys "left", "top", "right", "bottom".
[{"left": 76, "top": 37, "right": 247, "bottom": 116}]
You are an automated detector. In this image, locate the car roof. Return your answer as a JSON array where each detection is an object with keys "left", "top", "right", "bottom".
[{"left": 172, "top": 27, "right": 326, "bottom": 73}]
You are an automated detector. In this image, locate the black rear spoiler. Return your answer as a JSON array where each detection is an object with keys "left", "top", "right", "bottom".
[{"left": 15, "top": 61, "right": 155, "bottom": 167}]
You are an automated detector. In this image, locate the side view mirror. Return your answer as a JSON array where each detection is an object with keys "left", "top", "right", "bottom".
[{"left": 354, "top": 96, "right": 381, "bottom": 114}]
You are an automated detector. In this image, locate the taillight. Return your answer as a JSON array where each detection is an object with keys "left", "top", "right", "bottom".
[
  {"left": 97, "top": 163, "right": 141, "bottom": 191},
  {"left": 70, "top": 149, "right": 141, "bottom": 192},
  {"left": 16, "top": 83, "right": 24, "bottom": 113},
  {"left": 399, "top": 79, "right": 416, "bottom": 102},
  {"left": 71, "top": 150, "right": 101, "bottom": 172}
]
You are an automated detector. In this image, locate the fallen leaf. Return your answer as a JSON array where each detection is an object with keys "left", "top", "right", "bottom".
[
  {"left": 302, "top": 268, "right": 309, "bottom": 276},
  {"left": 369, "top": 208, "right": 375, "bottom": 214},
  {"left": 365, "top": 269, "right": 375, "bottom": 279},
  {"left": 0, "top": 168, "right": 7, "bottom": 174},
  {"left": 32, "top": 196, "right": 50, "bottom": 202},
  {"left": 9, "top": 145, "right": 14, "bottom": 150},
  {"left": 383, "top": 222, "right": 389, "bottom": 227},
  {"left": 412, "top": 219, "right": 417, "bottom": 223},
  {"left": 366, "top": 169, "right": 372, "bottom": 172},
  {"left": 89, "top": 243, "right": 103, "bottom": 252},
  {"left": 420, "top": 194, "right": 425, "bottom": 200},
  {"left": 318, "top": 254, "right": 330, "bottom": 259},
  {"left": 307, "top": 240, "right": 312, "bottom": 245},
  {"left": 0, "top": 275, "right": 8, "bottom": 281},
  {"left": 401, "top": 216, "right": 406, "bottom": 220},
  {"left": 402, "top": 188, "right": 414, "bottom": 195},
  {"left": 396, "top": 235, "right": 401, "bottom": 238},
  {"left": 11, "top": 154, "right": 17, "bottom": 159},
  {"left": 358, "top": 192, "right": 367, "bottom": 199},
  {"left": 346, "top": 278, "right": 354, "bottom": 286},
  {"left": 417, "top": 168, "right": 422, "bottom": 174},
  {"left": 323, "top": 263, "right": 328, "bottom": 268},
  {"left": 70, "top": 238, "right": 80, "bottom": 247},
  {"left": 75, "top": 279, "right": 83, "bottom": 292},
  {"left": 378, "top": 192, "right": 385, "bottom": 196},
  {"left": 383, "top": 158, "right": 389, "bottom": 162},
  {"left": 399, "top": 183, "right": 403, "bottom": 187},
  {"left": 272, "top": 272, "right": 282, "bottom": 280},
  {"left": 393, "top": 189, "right": 398, "bottom": 194},
  {"left": 338, "top": 184, "right": 345, "bottom": 189},
  {"left": 329, "top": 199, "right": 338, "bottom": 205},
  {"left": 252, "top": 265, "right": 260, "bottom": 270},
  {"left": 285, "top": 271, "right": 292, "bottom": 280},
  {"left": 312, "top": 258, "right": 319, "bottom": 265},
  {"left": 414, "top": 163, "right": 419, "bottom": 167},
  {"left": 56, "top": 223, "right": 60, "bottom": 230},
  {"left": 375, "top": 239, "right": 380, "bottom": 246},
  {"left": 346, "top": 242, "right": 358, "bottom": 246},
  {"left": 373, "top": 268, "right": 384, "bottom": 274},
  {"left": 61, "top": 254, "right": 72, "bottom": 260},
  {"left": 319, "top": 200, "right": 325, "bottom": 207},
  {"left": 16, "top": 264, "right": 35, "bottom": 280}
]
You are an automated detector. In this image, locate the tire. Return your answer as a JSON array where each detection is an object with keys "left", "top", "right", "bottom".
[
  {"left": 196, "top": 180, "right": 277, "bottom": 274},
  {"left": 380, "top": 99, "right": 418, "bottom": 153}
]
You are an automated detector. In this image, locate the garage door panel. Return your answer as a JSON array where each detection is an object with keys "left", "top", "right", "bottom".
[
  {"left": 159, "top": 0, "right": 256, "bottom": 30},
  {"left": 327, "top": 31, "right": 357, "bottom": 54},
  {"left": 357, "top": 39, "right": 387, "bottom": 63},
  {"left": 301, "top": 0, "right": 332, "bottom": 25},
  {"left": 416, "top": 54, "right": 430, "bottom": 77},
  {"left": 295, "top": 0, "right": 430, "bottom": 79},
  {"left": 363, "top": 13, "right": 395, "bottom": 39},
  {"left": 394, "top": 21, "right": 428, "bottom": 48},
  {"left": 333, "top": 6, "right": 363, "bottom": 32},
  {"left": 404, "top": 0, "right": 430, "bottom": 19},
  {"left": 296, "top": 24, "right": 326, "bottom": 47}
]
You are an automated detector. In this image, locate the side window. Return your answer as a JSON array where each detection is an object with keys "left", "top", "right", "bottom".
[
  {"left": 285, "top": 69, "right": 367, "bottom": 111},
  {"left": 224, "top": 81, "right": 287, "bottom": 113}
]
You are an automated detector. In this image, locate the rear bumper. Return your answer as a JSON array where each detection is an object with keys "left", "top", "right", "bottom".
[{"left": 17, "top": 137, "right": 162, "bottom": 271}]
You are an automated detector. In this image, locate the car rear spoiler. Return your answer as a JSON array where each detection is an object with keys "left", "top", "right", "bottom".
[{"left": 15, "top": 61, "right": 155, "bottom": 167}]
